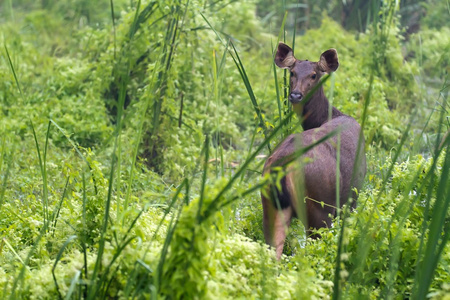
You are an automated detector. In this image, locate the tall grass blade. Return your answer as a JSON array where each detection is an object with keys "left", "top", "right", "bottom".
[
  {"left": 4, "top": 44, "right": 23, "bottom": 99},
  {"left": 413, "top": 79, "right": 449, "bottom": 292},
  {"left": 89, "top": 60, "right": 128, "bottom": 299},
  {"left": 0, "top": 140, "right": 12, "bottom": 210},
  {"left": 150, "top": 2, "right": 184, "bottom": 138},
  {"left": 240, "top": 123, "right": 259, "bottom": 182},
  {"left": 30, "top": 121, "right": 49, "bottom": 227},
  {"left": 200, "top": 13, "right": 270, "bottom": 146},
  {"left": 109, "top": 0, "right": 117, "bottom": 59},
  {"left": 51, "top": 176, "right": 70, "bottom": 236},
  {"left": 335, "top": 4, "right": 400, "bottom": 296},
  {"left": 335, "top": 131, "right": 341, "bottom": 214},
  {"left": 229, "top": 41, "right": 269, "bottom": 141},
  {"left": 3, "top": 239, "right": 25, "bottom": 266},
  {"left": 43, "top": 121, "right": 51, "bottom": 223},
  {"left": 127, "top": 1, "right": 158, "bottom": 39},
  {"left": 52, "top": 235, "right": 78, "bottom": 299},
  {"left": 273, "top": 12, "right": 288, "bottom": 127},
  {"left": 415, "top": 145, "right": 449, "bottom": 299},
  {"left": 81, "top": 171, "right": 89, "bottom": 296},
  {"left": 65, "top": 270, "right": 81, "bottom": 300},
  {"left": 413, "top": 85, "right": 449, "bottom": 298},
  {"left": 154, "top": 204, "right": 183, "bottom": 293},
  {"left": 198, "top": 135, "right": 210, "bottom": 223}
]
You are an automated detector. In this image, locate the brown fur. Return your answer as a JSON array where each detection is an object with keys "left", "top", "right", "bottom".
[{"left": 262, "top": 43, "right": 367, "bottom": 259}]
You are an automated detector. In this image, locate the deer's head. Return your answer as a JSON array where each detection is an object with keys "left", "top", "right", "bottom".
[{"left": 275, "top": 42, "right": 339, "bottom": 104}]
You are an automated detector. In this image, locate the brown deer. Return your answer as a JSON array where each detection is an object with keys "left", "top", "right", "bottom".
[{"left": 262, "top": 43, "right": 366, "bottom": 259}]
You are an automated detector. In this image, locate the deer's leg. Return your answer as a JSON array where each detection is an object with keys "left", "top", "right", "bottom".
[{"left": 262, "top": 194, "right": 293, "bottom": 259}]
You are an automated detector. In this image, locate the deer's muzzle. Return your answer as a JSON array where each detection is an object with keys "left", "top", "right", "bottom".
[{"left": 289, "top": 92, "right": 303, "bottom": 103}]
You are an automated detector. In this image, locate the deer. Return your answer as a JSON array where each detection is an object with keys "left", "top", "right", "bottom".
[{"left": 261, "top": 43, "right": 367, "bottom": 259}]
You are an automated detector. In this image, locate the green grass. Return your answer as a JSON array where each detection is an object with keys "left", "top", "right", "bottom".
[{"left": 0, "top": 0, "right": 449, "bottom": 299}]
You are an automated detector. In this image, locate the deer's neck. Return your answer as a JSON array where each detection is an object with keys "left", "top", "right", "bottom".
[{"left": 301, "top": 87, "right": 343, "bottom": 130}]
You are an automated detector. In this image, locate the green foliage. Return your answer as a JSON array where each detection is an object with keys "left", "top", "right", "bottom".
[
  {"left": 420, "top": 0, "right": 450, "bottom": 30},
  {"left": 0, "top": 0, "right": 449, "bottom": 299},
  {"left": 407, "top": 27, "right": 450, "bottom": 78}
]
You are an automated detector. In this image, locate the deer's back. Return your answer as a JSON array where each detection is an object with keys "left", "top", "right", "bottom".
[{"left": 264, "top": 115, "right": 366, "bottom": 210}]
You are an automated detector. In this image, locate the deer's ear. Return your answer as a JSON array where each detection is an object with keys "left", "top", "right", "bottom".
[
  {"left": 318, "top": 49, "right": 339, "bottom": 73},
  {"left": 275, "top": 43, "right": 296, "bottom": 69}
]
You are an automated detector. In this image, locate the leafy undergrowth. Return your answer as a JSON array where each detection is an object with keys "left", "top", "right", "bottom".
[
  {"left": 0, "top": 0, "right": 449, "bottom": 299},
  {"left": 0, "top": 148, "right": 448, "bottom": 299}
]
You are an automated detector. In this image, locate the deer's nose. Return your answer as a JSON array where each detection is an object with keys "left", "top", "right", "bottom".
[{"left": 289, "top": 92, "right": 303, "bottom": 103}]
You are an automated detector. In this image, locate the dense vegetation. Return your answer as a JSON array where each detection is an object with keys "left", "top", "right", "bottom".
[{"left": 0, "top": 0, "right": 449, "bottom": 299}]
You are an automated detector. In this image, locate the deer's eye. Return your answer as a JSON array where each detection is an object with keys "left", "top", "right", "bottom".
[
  {"left": 311, "top": 73, "right": 317, "bottom": 80},
  {"left": 290, "top": 71, "right": 294, "bottom": 77}
]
